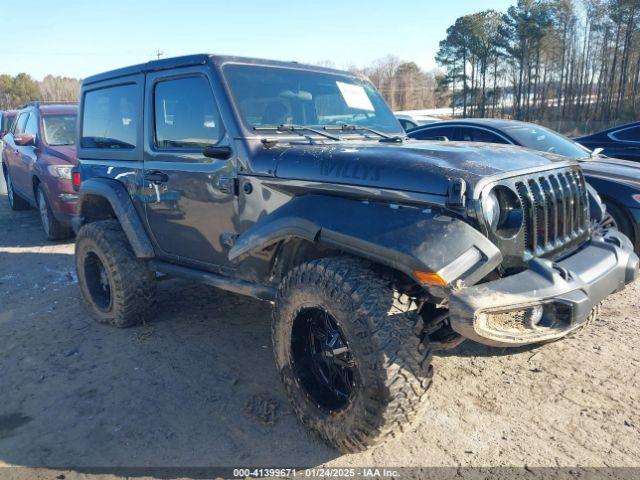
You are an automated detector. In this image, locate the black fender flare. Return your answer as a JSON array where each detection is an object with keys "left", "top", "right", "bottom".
[
  {"left": 230, "top": 195, "right": 502, "bottom": 286},
  {"left": 75, "top": 178, "right": 155, "bottom": 258}
]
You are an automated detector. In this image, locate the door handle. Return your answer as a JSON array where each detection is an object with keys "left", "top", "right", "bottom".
[{"left": 144, "top": 171, "right": 169, "bottom": 184}]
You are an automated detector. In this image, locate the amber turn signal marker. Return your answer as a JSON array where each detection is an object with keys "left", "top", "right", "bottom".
[{"left": 413, "top": 271, "right": 447, "bottom": 287}]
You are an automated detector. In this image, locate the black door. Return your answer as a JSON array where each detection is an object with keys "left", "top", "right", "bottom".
[{"left": 143, "top": 69, "right": 237, "bottom": 269}]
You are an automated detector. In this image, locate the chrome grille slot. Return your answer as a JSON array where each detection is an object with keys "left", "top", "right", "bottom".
[
  {"left": 528, "top": 179, "right": 547, "bottom": 251},
  {"left": 494, "top": 167, "right": 590, "bottom": 262},
  {"left": 515, "top": 182, "right": 533, "bottom": 251},
  {"left": 539, "top": 176, "right": 558, "bottom": 245}
]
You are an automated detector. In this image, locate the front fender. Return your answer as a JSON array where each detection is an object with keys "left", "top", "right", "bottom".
[{"left": 230, "top": 195, "right": 502, "bottom": 287}]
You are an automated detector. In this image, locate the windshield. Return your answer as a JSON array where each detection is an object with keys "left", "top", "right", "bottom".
[
  {"left": 504, "top": 124, "right": 591, "bottom": 160},
  {"left": 42, "top": 114, "right": 77, "bottom": 146},
  {"left": 223, "top": 64, "right": 403, "bottom": 135}
]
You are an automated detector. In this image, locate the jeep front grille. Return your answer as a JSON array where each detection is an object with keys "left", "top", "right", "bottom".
[
  {"left": 484, "top": 166, "right": 590, "bottom": 268},
  {"left": 514, "top": 168, "right": 589, "bottom": 256}
]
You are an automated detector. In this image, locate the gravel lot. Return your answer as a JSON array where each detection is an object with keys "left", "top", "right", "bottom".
[{"left": 0, "top": 192, "right": 639, "bottom": 478}]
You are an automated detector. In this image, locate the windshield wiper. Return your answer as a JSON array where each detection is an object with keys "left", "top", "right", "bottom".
[
  {"left": 254, "top": 124, "right": 341, "bottom": 141},
  {"left": 323, "top": 124, "right": 404, "bottom": 143}
]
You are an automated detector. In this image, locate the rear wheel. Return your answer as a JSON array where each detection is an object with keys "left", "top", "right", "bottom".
[
  {"left": 76, "top": 220, "right": 156, "bottom": 327},
  {"left": 37, "top": 184, "right": 72, "bottom": 240},
  {"left": 273, "top": 256, "right": 433, "bottom": 453},
  {"left": 5, "top": 169, "right": 30, "bottom": 210}
]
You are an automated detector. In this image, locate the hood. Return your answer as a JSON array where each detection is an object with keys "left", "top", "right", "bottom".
[
  {"left": 580, "top": 157, "right": 640, "bottom": 188},
  {"left": 43, "top": 144, "right": 77, "bottom": 164},
  {"left": 271, "top": 140, "right": 573, "bottom": 196}
]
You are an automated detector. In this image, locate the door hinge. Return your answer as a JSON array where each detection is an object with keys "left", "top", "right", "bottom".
[{"left": 218, "top": 176, "right": 239, "bottom": 195}]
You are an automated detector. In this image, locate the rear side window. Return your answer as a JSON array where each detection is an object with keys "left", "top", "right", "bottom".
[
  {"left": 81, "top": 84, "right": 138, "bottom": 149},
  {"left": 459, "top": 127, "right": 508, "bottom": 144},
  {"left": 611, "top": 126, "right": 640, "bottom": 142},
  {"left": 410, "top": 126, "right": 455, "bottom": 141},
  {"left": 153, "top": 76, "right": 222, "bottom": 149}
]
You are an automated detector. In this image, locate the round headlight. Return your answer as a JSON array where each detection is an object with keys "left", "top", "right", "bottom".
[
  {"left": 482, "top": 186, "right": 524, "bottom": 238},
  {"left": 482, "top": 190, "right": 501, "bottom": 230}
]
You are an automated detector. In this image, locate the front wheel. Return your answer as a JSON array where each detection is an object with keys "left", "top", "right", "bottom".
[
  {"left": 604, "top": 201, "right": 635, "bottom": 248},
  {"left": 37, "top": 184, "right": 72, "bottom": 240},
  {"left": 272, "top": 257, "right": 433, "bottom": 452},
  {"left": 75, "top": 220, "right": 157, "bottom": 327}
]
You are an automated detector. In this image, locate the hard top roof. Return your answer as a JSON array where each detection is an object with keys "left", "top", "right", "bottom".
[
  {"left": 82, "top": 54, "right": 362, "bottom": 86},
  {"left": 18, "top": 102, "right": 78, "bottom": 114}
]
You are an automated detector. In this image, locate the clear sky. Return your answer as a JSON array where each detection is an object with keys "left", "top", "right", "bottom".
[{"left": 0, "top": 0, "right": 514, "bottom": 80}]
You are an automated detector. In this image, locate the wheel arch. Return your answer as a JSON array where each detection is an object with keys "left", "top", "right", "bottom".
[
  {"left": 32, "top": 175, "right": 42, "bottom": 201},
  {"left": 601, "top": 194, "right": 639, "bottom": 251},
  {"left": 231, "top": 194, "right": 502, "bottom": 289},
  {"left": 76, "top": 178, "right": 155, "bottom": 258}
]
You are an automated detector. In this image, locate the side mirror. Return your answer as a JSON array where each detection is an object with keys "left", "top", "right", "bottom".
[
  {"left": 203, "top": 145, "right": 232, "bottom": 160},
  {"left": 15, "top": 134, "right": 35, "bottom": 146},
  {"left": 591, "top": 147, "right": 604, "bottom": 157}
]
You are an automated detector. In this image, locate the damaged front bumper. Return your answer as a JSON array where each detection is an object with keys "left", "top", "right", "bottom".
[{"left": 449, "top": 231, "right": 639, "bottom": 347}]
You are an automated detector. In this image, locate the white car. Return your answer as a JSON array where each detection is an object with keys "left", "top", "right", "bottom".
[{"left": 394, "top": 111, "right": 441, "bottom": 131}]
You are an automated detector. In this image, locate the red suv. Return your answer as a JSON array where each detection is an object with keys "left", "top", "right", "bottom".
[{"left": 1, "top": 102, "right": 78, "bottom": 239}]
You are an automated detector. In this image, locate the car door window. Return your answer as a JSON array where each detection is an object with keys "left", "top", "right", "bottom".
[
  {"left": 81, "top": 84, "right": 138, "bottom": 149},
  {"left": 154, "top": 76, "right": 222, "bottom": 150},
  {"left": 13, "top": 113, "right": 28, "bottom": 134},
  {"left": 611, "top": 126, "right": 640, "bottom": 143},
  {"left": 460, "top": 127, "right": 508, "bottom": 144},
  {"left": 24, "top": 113, "right": 38, "bottom": 136},
  {"left": 0, "top": 114, "right": 13, "bottom": 136},
  {"left": 410, "top": 126, "right": 454, "bottom": 141},
  {"left": 398, "top": 119, "right": 416, "bottom": 131}
]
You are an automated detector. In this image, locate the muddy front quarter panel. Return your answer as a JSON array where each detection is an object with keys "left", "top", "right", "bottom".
[
  {"left": 449, "top": 230, "right": 639, "bottom": 347},
  {"left": 229, "top": 194, "right": 503, "bottom": 289}
]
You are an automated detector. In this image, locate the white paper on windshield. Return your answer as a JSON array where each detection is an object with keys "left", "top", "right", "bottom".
[{"left": 336, "top": 81, "right": 375, "bottom": 111}]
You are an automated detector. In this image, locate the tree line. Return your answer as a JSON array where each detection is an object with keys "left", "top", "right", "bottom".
[
  {"left": 436, "top": 0, "right": 640, "bottom": 134},
  {"left": 349, "top": 56, "right": 450, "bottom": 111},
  {"left": 0, "top": 74, "right": 80, "bottom": 110}
]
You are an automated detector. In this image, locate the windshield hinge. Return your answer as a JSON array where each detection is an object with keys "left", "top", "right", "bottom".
[{"left": 446, "top": 178, "right": 466, "bottom": 207}]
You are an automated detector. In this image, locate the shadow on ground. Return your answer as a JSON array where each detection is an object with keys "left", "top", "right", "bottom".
[{"left": 0, "top": 195, "right": 340, "bottom": 475}]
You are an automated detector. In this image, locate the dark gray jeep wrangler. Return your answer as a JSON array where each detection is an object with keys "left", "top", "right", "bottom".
[{"left": 73, "top": 54, "right": 638, "bottom": 452}]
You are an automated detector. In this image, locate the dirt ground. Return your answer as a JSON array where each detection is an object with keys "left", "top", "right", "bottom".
[{"left": 0, "top": 192, "right": 639, "bottom": 478}]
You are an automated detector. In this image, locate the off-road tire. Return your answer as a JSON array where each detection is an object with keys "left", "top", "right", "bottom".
[
  {"left": 37, "top": 184, "right": 72, "bottom": 240},
  {"left": 5, "top": 169, "right": 30, "bottom": 210},
  {"left": 272, "top": 256, "right": 433, "bottom": 453},
  {"left": 75, "top": 220, "right": 156, "bottom": 327}
]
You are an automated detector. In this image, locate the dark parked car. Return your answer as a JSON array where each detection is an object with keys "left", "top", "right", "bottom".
[
  {"left": 73, "top": 55, "right": 637, "bottom": 453},
  {"left": 408, "top": 119, "right": 640, "bottom": 253},
  {"left": 575, "top": 122, "right": 640, "bottom": 162},
  {"left": 0, "top": 110, "right": 17, "bottom": 138},
  {"left": 1, "top": 102, "right": 78, "bottom": 239}
]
